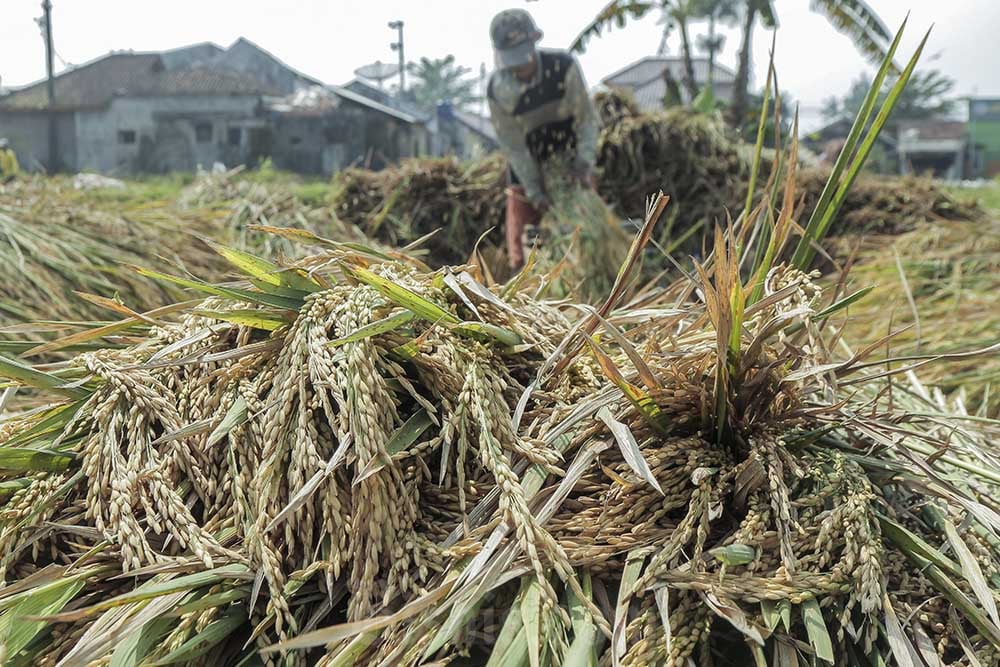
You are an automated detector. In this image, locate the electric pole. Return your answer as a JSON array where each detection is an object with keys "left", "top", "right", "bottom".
[
  {"left": 41, "top": 0, "right": 58, "bottom": 172},
  {"left": 388, "top": 20, "right": 405, "bottom": 93}
]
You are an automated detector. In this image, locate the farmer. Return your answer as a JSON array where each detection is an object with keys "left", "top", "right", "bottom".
[
  {"left": 487, "top": 8, "right": 600, "bottom": 269},
  {"left": 0, "top": 139, "right": 19, "bottom": 183}
]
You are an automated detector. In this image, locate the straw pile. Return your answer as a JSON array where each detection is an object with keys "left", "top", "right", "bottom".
[
  {"left": 329, "top": 108, "right": 979, "bottom": 266},
  {"left": 797, "top": 168, "right": 982, "bottom": 237},
  {"left": 841, "top": 216, "right": 1000, "bottom": 414},
  {"left": 331, "top": 156, "right": 508, "bottom": 266},
  {"left": 0, "top": 200, "right": 998, "bottom": 665},
  {"left": 0, "top": 169, "right": 383, "bottom": 337},
  {"left": 0, "top": 177, "right": 221, "bottom": 325}
]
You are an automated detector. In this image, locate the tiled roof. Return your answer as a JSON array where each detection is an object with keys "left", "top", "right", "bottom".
[
  {"left": 0, "top": 53, "right": 161, "bottom": 111},
  {"left": 898, "top": 120, "right": 967, "bottom": 142},
  {"left": 0, "top": 50, "right": 282, "bottom": 112}
]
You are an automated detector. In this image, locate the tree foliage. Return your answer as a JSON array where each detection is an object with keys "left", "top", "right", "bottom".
[
  {"left": 822, "top": 69, "right": 957, "bottom": 123},
  {"left": 404, "top": 55, "right": 480, "bottom": 112}
]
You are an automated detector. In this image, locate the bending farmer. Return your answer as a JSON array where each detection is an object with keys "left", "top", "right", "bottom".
[{"left": 487, "top": 8, "right": 599, "bottom": 269}]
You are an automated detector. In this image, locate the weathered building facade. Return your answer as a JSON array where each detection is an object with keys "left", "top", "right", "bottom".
[
  {"left": 0, "top": 47, "right": 278, "bottom": 173},
  {"left": 264, "top": 85, "right": 431, "bottom": 175},
  {"left": 0, "top": 39, "right": 432, "bottom": 176}
]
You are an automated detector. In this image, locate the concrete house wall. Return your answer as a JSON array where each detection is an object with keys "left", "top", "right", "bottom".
[
  {"left": 269, "top": 104, "right": 429, "bottom": 175},
  {"left": 74, "top": 95, "right": 261, "bottom": 173},
  {"left": 0, "top": 111, "right": 77, "bottom": 171}
]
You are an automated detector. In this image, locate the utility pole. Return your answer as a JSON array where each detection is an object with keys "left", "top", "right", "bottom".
[
  {"left": 41, "top": 0, "right": 58, "bottom": 173},
  {"left": 388, "top": 20, "right": 405, "bottom": 93}
]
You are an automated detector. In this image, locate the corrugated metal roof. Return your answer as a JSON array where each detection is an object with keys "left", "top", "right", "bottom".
[
  {"left": 603, "top": 56, "right": 736, "bottom": 88},
  {"left": 327, "top": 85, "right": 421, "bottom": 124},
  {"left": 453, "top": 109, "right": 497, "bottom": 143},
  {"left": 264, "top": 85, "right": 423, "bottom": 124}
]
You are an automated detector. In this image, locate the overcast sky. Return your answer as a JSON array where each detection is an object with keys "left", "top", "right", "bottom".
[{"left": 2, "top": 0, "right": 998, "bottom": 130}]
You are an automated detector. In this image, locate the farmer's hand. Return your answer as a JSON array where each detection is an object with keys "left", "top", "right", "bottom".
[
  {"left": 530, "top": 194, "right": 551, "bottom": 216},
  {"left": 572, "top": 162, "right": 597, "bottom": 190}
]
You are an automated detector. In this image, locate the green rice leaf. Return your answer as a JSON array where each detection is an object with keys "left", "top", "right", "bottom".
[
  {"left": 167, "top": 587, "right": 250, "bottom": 617},
  {"left": 451, "top": 321, "right": 523, "bottom": 347},
  {"left": 801, "top": 598, "right": 835, "bottom": 663},
  {"left": 943, "top": 518, "right": 1000, "bottom": 628},
  {"left": 485, "top": 596, "right": 528, "bottom": 667},
  {"left": 0, "top": 447, "right": 75, "bottom": 474},
  {"left": 324, "top": 632, "right": 380, "bottom": 667},
  {"left": 0, "top": 354, "right": 89, "bottom": 398},
  {"left": 343, "top": 265, "right": 458, "bottom": 325},
  {"left": 206, "top": 241, "right": 283, "bottom": 285},
  {"left": 564, "top": 571, "right": 598, "bottom": 667},
  {"left": 45, "top": 565, "right": 250, "bottom": 622},
  {"left": 151, "top": 606, "right": 248, "bottom": 665},
  {"left": 327, "top": 310, "right": 415, "bottom": 347},
  {"left": 0, "top": 479, "right": 31, "bottom": 502},
  {"left": 522, "top": 576, "right": 543, "bottom": 667},
  {"left": 207, "top": 396, "right": 249, "bottom": 447},
  {"left": 0, "top": 575, "right": 85, "bottom": 659},
  {"left": 4, "top": 400, "right": 86, "bottom": 448},
  {"left": 878, "top": 515, "right": 962, "bottom": 578},
  {"left": 110, "top": 617, "right": 175, "bottom": 667},
  {"left": 133, "top": 267, "right": 303, "bottom": 310},
  {"left": 792, "top": 18, "right": 910, "bottom": 268}
]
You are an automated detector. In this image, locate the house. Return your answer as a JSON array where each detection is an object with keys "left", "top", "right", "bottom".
[
  {"left": 969, "top": 98, "right": 1000, "bottom": 178},
  {"left": 803, "top": 117, "right": 897, "bottom": 173},
  {"left": 0, "top": 47, "right": 279, "bottom": 173},
  {"left": 897, "top": 120, "right": 969, "bottom": 181},
  {"left": 601, "top": 56, "right": 736, "bottom": 112},
  {"left": 263, "top": 84, "right": 431, "bottom": 174},
  {"left": 0, "top": 39, "right": 433, "bottom": 175}
]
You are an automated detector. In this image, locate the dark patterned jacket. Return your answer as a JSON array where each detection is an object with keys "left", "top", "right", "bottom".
[{"left": 487, "top": 48, "right": 598, "bottom": 205}]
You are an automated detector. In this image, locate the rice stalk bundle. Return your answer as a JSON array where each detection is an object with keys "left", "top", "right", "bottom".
[
  {"left": 530, "top": 174, "right": 632, "bottom": 302},
  {"left": 797, "top": 168, "right": 982, "bottom": 238},
  {"left": 0, "top": 202, "right": 997, "bottom": 665},
  {"left": 596, "top": 108, "right": 749, "bottom": 238},
  {"left": 1, "top": 22, "right": 996, "bottom": 665}
]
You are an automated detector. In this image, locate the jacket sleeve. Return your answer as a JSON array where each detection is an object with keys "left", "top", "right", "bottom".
[
  {"left": 564, "top": 57, "right": 599, "bottom": 171},
  {"left": 488, "top": 94, "right": 545, "bottom": 205}
]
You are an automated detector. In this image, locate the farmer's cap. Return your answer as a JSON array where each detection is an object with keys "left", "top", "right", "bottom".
[
  {"left": 0, "top": 138, "right": 8, "bottom": 149},
  {"left": 490, "top": 9, "right": 542, "bottom": 69}
]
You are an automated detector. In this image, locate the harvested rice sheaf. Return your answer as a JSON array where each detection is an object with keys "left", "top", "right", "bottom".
[{"left": 1, "top": 220, "right": 999, "bottom": 666}]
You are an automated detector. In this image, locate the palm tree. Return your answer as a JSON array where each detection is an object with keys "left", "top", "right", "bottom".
[
  {"left": 730, "top": 0, "right": 892, "bottom": 128},
  {"left": 572, "top": 0, "right": 892, "bottom": 129},
  {"left": 404, "top": 55, "right": 480, "bottom": 113},
  {"left": 693, "top": 0, "right": 741, "bottom": 86}
]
